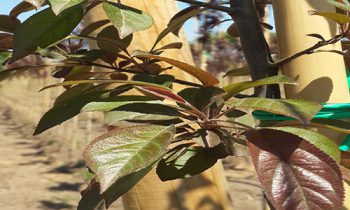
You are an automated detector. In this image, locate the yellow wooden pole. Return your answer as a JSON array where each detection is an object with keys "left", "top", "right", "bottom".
[
  {"left": 272, "top": 1, "right": 350, "bottom": 209},
  {"left": 272, "top": 0, "right": 349, "bottom": 103},
  {"left": 84, "top": 1, "right": 233, "bottom": 210}
]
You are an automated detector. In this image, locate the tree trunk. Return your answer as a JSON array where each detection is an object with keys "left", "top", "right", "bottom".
[
  {"left": 272, "top": 1, "right": 350, "bottom": 209},
  {"left": 84, "top": 1, "right": 233, "bottom": 210}
]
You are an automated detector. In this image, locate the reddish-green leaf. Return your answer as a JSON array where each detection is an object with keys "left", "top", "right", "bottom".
[
  {"left": 246, "top": 129, "right": 344, "bottom": 210},
  {"left": 84, "top": 124, "right": 175, "bottom": 192},
  {"left": 80, "top": 19, "right": 110, "bottom": 36},
  {"left": 227, "top": 98, "right": 322, "bottom": 125},
  {"left": 136, "top": 54, "right": 219, "bottom": 86},
  {"left": 135, "top": 86, "right": 187, "bottom": 104},
  {"left": 10, "top": 1, "right": 38, "bottom": 18},
  {"left": 268, "top": 127, "right": 341, "bottom": 162},
  {"left": 0, "top": 15, "right": 21, "bottom": 33}
]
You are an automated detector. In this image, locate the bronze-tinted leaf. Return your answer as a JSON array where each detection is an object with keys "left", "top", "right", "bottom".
[
  {"left": 246, "top": 129, "right": 344, "bottom": 210},
  {"left": 136, "top": 86, "right": 187, "bottom": 104},
  {"left": 136, "top": 54, "right": 219, "bottom": 86}
]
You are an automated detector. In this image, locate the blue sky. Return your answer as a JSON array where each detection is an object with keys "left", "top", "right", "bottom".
[{"left": 0, "top": 1, "right": 275, "bottom": 42}]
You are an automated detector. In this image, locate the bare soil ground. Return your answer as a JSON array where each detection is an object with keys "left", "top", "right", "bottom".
[{"left": 0, "top": 107, "right": 263, "bottom": 210}]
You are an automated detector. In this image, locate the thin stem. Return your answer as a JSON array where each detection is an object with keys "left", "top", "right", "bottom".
[
  {"left": 270, "top": 34, "right": 344, "bottom": 68},
  {"left": 175, "top": 0, "right": 235, "bottom": 13}
]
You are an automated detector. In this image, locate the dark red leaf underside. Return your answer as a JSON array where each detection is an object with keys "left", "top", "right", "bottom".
[{"left": 246, "top": 129, "right": 344, "bottom": 210}]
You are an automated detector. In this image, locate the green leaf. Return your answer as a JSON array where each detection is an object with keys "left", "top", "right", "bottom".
[
  {"left": 278, "top": 119, "right": 350, "bottom": 134},
  {"left": 97, "top": 25, "right": 133, "bottom": 53},
  {"left": 322, "top": 0, "right": 350, "bottom": 12},
  {"left": 11, "top": 5, "right": 83, "bottom": 62},
  {"left": 0, "top": 15, "right": 21, "bottom": 33},
  {"left": 78, "top": 165, "right": 152, "bottom": 210},
  {"left": 35, "top": 84, "right": 149, "bottom": 134},
  {"left": 82, "top": 168, "right": 95, "bottom": 184},
  {"left": 178, "top": 86, "right": 225, "bottom": 110},
  {"left": 81, "top": 96, "right": 159, "bottom": 112},
  {"left": 226, "top": 98, "right": 322, "bottom": 125},
  {"left": 102, "top": 2, "right": 153, "bottom": 39},
  {"left": 223, "top": 75, "right": 297, "bottom": 99},
  {"left": 156, "top": 42, "right": 183, "bottom": 51},
  {"left": 40, "top": 79, "right": 173, "bottom": 91},
  {"left": 48, "top": 0, "right": 85, "bottom": 15},
  {"left": 135, "top": 54, "right": 219, "bottom": 86},
  {"left": 104, "top": 103, "right": 183, "bottom": 124},
  {"left": 267, "top": 127, "right": 341, "bottom": 162},
  {"left": 224, "top": 66, "right": 250, "bottom": 77},
  {"left": 34, "top": 88, "right": 106, "bottom": 135},
  {"left": 156, "top": 145, "right": 219, "bottom": 181},
  {"left": 84, "top": 124, "right": 175, "bottom": 192},
  {"left": 246, "top": 128, "right": 344, "bottom": 210},
  {"left": 133, "top": 74, "right": 175, "bottom": 88}
]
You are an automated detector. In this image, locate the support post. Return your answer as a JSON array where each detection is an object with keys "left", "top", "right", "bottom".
[
  {"left": 272, "top": 0, "right": 350, "bottom": 208},
  {"left": 84, "top": 1, "right": 233, "bottom": 210}
]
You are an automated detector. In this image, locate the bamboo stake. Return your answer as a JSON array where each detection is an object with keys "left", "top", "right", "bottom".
[
  {"left": 84, "top": 1, "right": 233, "bottom": 210},
  {"left": 272, "top": 1, "right": 350, "bottom": 208}
]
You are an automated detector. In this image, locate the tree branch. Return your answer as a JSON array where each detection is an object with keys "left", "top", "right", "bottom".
[
  {"left": 270, "top": 35, "right": 343, "bottom": 68},
  {"left": 175, "top": 0, "right": 235, "bottom": 13}
]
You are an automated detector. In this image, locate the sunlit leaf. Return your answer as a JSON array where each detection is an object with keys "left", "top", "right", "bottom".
[
  {"left": 277, "top": 119, "right": 350, "bottom": 134},
  {"left": 223, "top": 75, "right": 297, "bottom": 99},
  {"left": 224, "top": 66, "right": 251, "bottom": 77},
  {"left": 246, "top": 129, "right": 344, "bottom": 210},
  {"left": 84, "top": 124, "right": 175, "bottom": 192},
  {"left": 49, "top": 0, "right": 85, "bottom": 15},
  {"left": 25, "top": 0, "right": 46, "bottom": 8},
  {"left": 226, "top": 98, "right": 322, "bottom": 125},
  {"left": 267, "top": 127, "right": 341, "bottom": 162},
  {"left": 11, "top": 5, "right": 83, "bottom": 62},
  {"left": 102, "top": 2, "right": 153, "bottom": 39}
]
